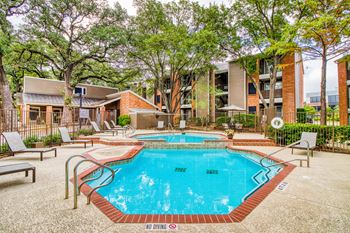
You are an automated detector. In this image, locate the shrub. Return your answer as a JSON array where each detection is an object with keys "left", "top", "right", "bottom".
[
  {"left": 23, "top": 135, "right": 40, "bottom": 148},
  {"left": 216, "top": 116, "right": 230, "bottom": 126},
  {"left": 41, "top": 134, "right": 61, "bottom": 146},
  {"left": 297, "top": 108, "right": 306, "bottom": 123},
  {"left": 233, "top": 114, "right": 256, "bottom": 128},
  {"left": 77, "top": 128, "right": 93, "bottom": 136},
  {"left": 0, "top": 144, "right": 10, "bottom": 153},
  {"left": 118, "top": 115, "right": 131, "bottom": 126},
  {"left": 268, "top": 123, "right": 350, "bottom": 146}
]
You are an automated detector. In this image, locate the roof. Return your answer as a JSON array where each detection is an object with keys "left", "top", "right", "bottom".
[
  {"left": 218, "top": 104, "right": 245, "bottom": 111},
  {"left": 22, "top": 93, "right": 105, "bottom": 108},
  {"left": 106, "top": 90, "right": 159, "bottom": 109},
  {"left": 129, "top": 108, "right": 166, "bottom": 114},
  {"left": 335, "top": 54, "right": 350, "bottom": 63}
]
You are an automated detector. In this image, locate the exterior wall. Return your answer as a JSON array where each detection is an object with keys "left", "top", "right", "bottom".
[
  {"left": 119, "top": 91, "right": 157, "bottom": 115},
  {"left": 295, "top": 52, "right": 304, "bottom": 108},
  {"left": 338, "top": 62, "right": 348, "bottom": 125},
  {"left": 247, "top": 73, "right": 260, "bottom": 113},
  {"left": 228, "top": 62, "right": 246, "bottom": 109},
  {"left": 23, "top": 76, "right": 117, "bottom": 99},
  {"left": 195, "top": 72, "right": 210, "bottom": 118},
  {"left": 282, "top": 54, "right": 296, "bottom": 122},
  {"left": 209, "top": 70, "right": 216, "bottom": 121}
]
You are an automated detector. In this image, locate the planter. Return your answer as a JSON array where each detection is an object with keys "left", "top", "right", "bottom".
[
  {"left": 227, "top": 135, "right": 233, "bottom": 139},
  {"left": 32, "top": 142, "right": 45, "bottom": 148}
]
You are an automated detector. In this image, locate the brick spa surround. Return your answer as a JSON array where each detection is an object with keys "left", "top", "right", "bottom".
[{"left": 75, "top": 141, "right": 296, "bottom": 224}]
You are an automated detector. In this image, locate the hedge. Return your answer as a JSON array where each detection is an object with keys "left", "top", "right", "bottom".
[
  {"left": 233, "top": 114, "right": 256, "bottom": 128},
  {"left": 118, "top": 115, "right": 131, "bottom": 126},
  {"left": 268, "top": 123, "right": 350, "bottom": 146}
]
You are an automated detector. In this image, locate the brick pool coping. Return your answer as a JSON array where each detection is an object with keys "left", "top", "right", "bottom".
[{"left": 75, "top": 142, "right": 296, "bottom": 223}]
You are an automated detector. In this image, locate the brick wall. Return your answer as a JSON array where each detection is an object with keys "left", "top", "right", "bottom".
[
  {"left": 119, "top": 91, "right": 157, "bottom": 115},
  {"left": 282, "top": 54, "right": 296, "bottom": 122},
  {"left": 338, "top": 62, "right": 348, "bottom": 126},
  {"left": 247, "top": 72, "right": 260, "bottom": 113}
]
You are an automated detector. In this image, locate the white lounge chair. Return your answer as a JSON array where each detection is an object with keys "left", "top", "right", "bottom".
[
  {"left": 2, "top": 132, "right": 57, "bottom": 161},
  {"left": 222, "top": 123, "right": 230, "bottom": 130},
  {"left": 157, "top": 121, "right": 164, "bottom": 130},
  {"left": 91, "top": 121, "right": 115, "bottom": 136},
  {"left": 179, "top": 120, "right": 186, "bottom": 130},
  {"left": 104, "top": 121, "right": 126, "bottom": 136},
  {"left": 110, "top": 120, "right": 123, "bottom": 128},
  {"left": 58, "top": 127, "right": 93, "bottom": 148},
  {"left": 291, "top": 132, "right": 317, "bottom": 156}
]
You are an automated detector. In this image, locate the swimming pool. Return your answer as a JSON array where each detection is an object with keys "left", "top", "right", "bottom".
[
  {"left": 134, "top": 133, "right": 223, "bottom": 143},
  {"left": 87, "top": 148, "right": 281, "bottom": 215}
]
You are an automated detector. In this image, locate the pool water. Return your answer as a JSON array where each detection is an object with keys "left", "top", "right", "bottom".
[
  {"left": 134, "top": 133, "right": 223, "bottom": 143},
  {"left": 87, "top": 149, "right": 281, "bottom": 214}
]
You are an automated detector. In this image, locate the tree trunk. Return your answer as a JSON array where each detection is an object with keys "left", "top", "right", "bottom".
[
  {"left": 320, "top": 55, "right": 327, "bottom": 125},
  {"left": 0, "top": 54, "right": 15, "bottom": 130},
  {"left": 267, "top": 56, "right": 278, "bottom": 120},
  {"left": 248, "top": 75, "right": 268, "bottom": 109},
  {"left": 61, "top": 66, "right": 74, "bottom": 125}
]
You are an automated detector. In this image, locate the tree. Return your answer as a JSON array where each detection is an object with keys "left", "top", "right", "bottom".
[
  {"left": 294, "top": 0, "right": 350, "bottom": 125},
  {"left": 20, "top": 0, "right": 128, "bottom": 124},
  {"left": 229, "top": 0, "right": 299, "bottom": 113},
  {"left": 0, "top": 0, "right": 30, "bottom": 125},
  {"left": 128, "top": 0, "right": 221, "bottom": 122}
]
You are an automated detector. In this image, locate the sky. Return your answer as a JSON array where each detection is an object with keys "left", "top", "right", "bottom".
[
  {"left": 109, "top": 0, "right": 340, "bottom": 96},
  {"left": 9, "top": 0, "right": 340, "bottom": 96}
]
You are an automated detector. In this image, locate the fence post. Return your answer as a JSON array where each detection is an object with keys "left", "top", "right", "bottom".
[
  {"left": 50, "top": 112, "right": 53, "bottom": 147},
  {"left": 332, "top": 111, "right": 335, "bottom": 152}
]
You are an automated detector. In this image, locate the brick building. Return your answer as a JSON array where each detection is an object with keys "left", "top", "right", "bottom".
[
  {"left": 17, "top": 76, "right": 159, "bottom": 127},
  {"left": 155, "top": 52, "right": 304, "bottom": 123},
  {"left": 337, "top": 55, "right": 350, "bottom": 125}
]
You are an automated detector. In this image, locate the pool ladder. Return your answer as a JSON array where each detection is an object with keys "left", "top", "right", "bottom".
[
  {"left": 259, "top": 140, "right": 311, "bottom": 168},
  {"left": 65, "top": 155, "right": 116, "bottom": 209}
]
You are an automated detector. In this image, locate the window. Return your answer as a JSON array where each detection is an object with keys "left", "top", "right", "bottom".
[
  {"left": 262, "top": 81, "right": 282, "bottom": 91},
  {"left": 156, "top": 95, "right": 161, "bottom": 104},
  {"left": 275, "top": 81, "right": 282, "bottom": 89},
  {"left": 74, "top": 87, "right": 87, "bottom": 96},
  {"left": 328, "top": 95, "right": 339, "bottom": 105},
  {"left": 248, "top": 83, "right": 256, "bottom": 94},
  {"left": 263, "top": 82, "right": 270, "bottom": 91},
  {"left": 248, "top": 106, "right": 256, "bottom": 114},
  {"left": 310, "top": 96, "right": 321, "bottom": 103},
  {"left": 215, "top": 72, "right": 228, "bottom": 91}
]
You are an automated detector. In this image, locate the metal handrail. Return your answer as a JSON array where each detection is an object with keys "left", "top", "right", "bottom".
[
  {"left": 65, "top": 155, "right": 86, "bottom": 199},
  {"left": 86, "top": 170, "right": 115, "bottom": 204},
  {"left": 78, "top": 168, "right": 106, "bottom": 195},
  {"left": 73, "top": 159, "right": 115, "bottom": 209},
  {"left": 259, "top": 140, "right": 310, "bottom": 168}
]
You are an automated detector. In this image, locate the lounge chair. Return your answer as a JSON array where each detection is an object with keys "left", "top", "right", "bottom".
[
  {"left": 58, "top": 127, "right": 93, "bottom": 148},
  {"left": 91, "top": 121, "right": 115, "bottom": 136},
  {"left": 104, "top": 121, "right": 127, "bottom": 136},
  {"left": 0, "top": 163, "right": 36, "bottom": 183},
  {"left": 157, "top": 121, "right": 164, "bottom": 130},
  {"left": 291, "top": 132, "right": 317, "bottom": 157},
  {"left": 179, "top": 120, "right": 186, "bottom": 130},
  {"left": 111, "top": 120, "right": 122, "bottom": 128},
  {"left": 2, "top": 132, "right": 57, "bottom": 161},
  {"left": 235, "top": 123, "right": 243, "bottom": 133}
]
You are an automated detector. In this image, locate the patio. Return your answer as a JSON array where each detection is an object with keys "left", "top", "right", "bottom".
[{"left": 0, "top": 141, "right": 349, "bottom": 233}]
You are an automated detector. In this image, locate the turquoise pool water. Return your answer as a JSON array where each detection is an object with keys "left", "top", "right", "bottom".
[
  {"left": 134, "top": 133, "right": 223, "bottom": 143},
  {"left": 87, "top": 149, "right": 282, "bottom": 214}
]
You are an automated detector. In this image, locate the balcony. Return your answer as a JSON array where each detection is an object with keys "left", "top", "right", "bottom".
[
  {"left": 259, "top": 71, "right": 282, "bottom": 80},
  {"left": 261, "top": 89, "right": 282, "bottom": 99}
]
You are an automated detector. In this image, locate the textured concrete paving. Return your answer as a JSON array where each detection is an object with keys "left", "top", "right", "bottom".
[{"left": 0, "top": 142, "right": 349, "bottom": 233}]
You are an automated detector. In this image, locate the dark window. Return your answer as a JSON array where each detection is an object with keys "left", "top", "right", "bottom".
[
  {"left": 248, "top": 106, "right": 256, "bottom": 114},
  {"left": 328, "top": 95, "right": 339, "bottom": 105},
  {"left": 310, "top": 96, "right": 321, "bottom": 103},
  {"left": 74, "top": 87, "right": 86, "bottom": 95},
  {"left": 156, "top": 95, "right": 161, "bottom": 104},
  {"left": 248, "top": 83, "right": 256, "bottom": 94}
]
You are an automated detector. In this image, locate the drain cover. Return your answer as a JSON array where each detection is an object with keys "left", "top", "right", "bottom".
[
  {"left": 206, "top": 169, "right": 218, "bottom": 174},
  {"left": 174, "top": 168, "right": 186, "bottom": 172}
]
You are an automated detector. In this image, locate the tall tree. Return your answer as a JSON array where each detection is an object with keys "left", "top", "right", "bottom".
[
  {"left": 0, "top": 0, "right": 30, "bottom": 125},
  {"left": 294, "top": 0, "right": 350, "bottom": 125},
  {"left": 20, "top": 0, "right": 128, "bottom": 124},
  {"left": 128, "top": 0, "right": 221, "bottom": 121},
  {"left": 230, "top": 0, "right": 299, "bottom": 114}
]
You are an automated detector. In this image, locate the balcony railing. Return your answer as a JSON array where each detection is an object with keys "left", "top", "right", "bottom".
[{"left": 261, "top": 89, "right": 282, "bottom": 99}]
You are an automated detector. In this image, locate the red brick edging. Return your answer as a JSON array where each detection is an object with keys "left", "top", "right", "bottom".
[{"left": 75, "top": 142, "right": 295, "bottom": 223}]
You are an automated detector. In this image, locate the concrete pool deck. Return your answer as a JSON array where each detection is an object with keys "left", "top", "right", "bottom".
[{"left": 0, "top": 143, "right": 349, "bottom": 232}]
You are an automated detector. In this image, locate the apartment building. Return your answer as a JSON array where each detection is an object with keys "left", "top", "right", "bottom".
[
  {"left": 305, "top": 90, "right": 339, "bottom": 111},
  {"left": 337, "top": 55, "right": 350, "bottom": 125},
  {"left": 155, "top": 52, "right": 304, "bottom": 123}
]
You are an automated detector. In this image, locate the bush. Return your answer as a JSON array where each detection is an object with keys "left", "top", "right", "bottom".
[
  {"left": 41, "top": 134, "right": 61, "bottom": 146},
  {"left": 216, "top": 116, "right": 230, "bottom": 126},
  {"left": 297, "top": 108, "right": 307, "bottom": 123},
  {"left": 233, "top": 114, "right": 256, "bottom": 128},
  {"left": 77, "top": 128, "right": 93, "bottom": 136},
  {"left": 23, "top": 135, "right": 40, "bottom": 148},
  {"left": 0, "top": 144, "right": 10, "bottom": 153},
  {"left": 118, "top": 115, "right": 131, "bottom": 126},
  {"left": 268, "top": 123, "right": 350, "bottom": 146}
]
